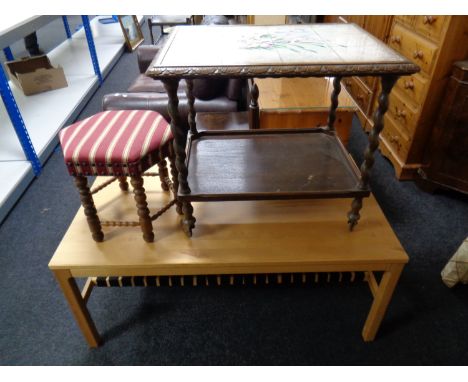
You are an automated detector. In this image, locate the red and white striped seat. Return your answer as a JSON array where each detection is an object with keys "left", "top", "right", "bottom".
[
  {"left": 58, "top": 110, "right": 178, "bottom": 243},
  {"left": 59, "top": 110, "right": 173, "bottom": 177}
]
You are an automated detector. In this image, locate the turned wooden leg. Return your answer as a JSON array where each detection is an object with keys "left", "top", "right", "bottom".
[
  {"left": 157, "top": 153, "right": 170, "bottom": 192},
  {"left": 248, "top": 81, "right": 260, "bottom": 130},
  {"left": 130, "top": 175, "right": 154, "bottom": 242},
  {"left": 118, "top": 176, "right": 129, "bottom": 191},
  {"left": 186, "top": 79, "right": 198, "bottom": 135},
  {"left": 347, "top": 197, "right": 363, "bottom": 231},
  {"left": 168, "top": 150, "right": 183, "bottom": 215},
  {"left": 74, "top": 175, "right": 104, "bottom": 242},
  {"left": 348, "top": 75, "right": 398, "bottom": 231},
  {"left": 163, "top": 78, "right": 196, "bottom": 234},
  {"left": 327, "top": 76, "right": 342, "bottom": 132},
  {"left": 182, "top": 201, "right": 196, "bottom": 237}
]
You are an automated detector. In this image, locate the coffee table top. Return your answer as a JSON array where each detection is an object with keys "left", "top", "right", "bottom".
[
  {"left": 147, "top": 23, "right": 420, "bottom": 79},
  {"left": 49, "top": 176, "right": 408, "bottom": 277}
]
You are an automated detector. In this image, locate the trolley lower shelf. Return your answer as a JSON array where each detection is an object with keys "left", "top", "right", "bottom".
[{"left": 183, "top": 128, "right": 368, "bottom": 202}]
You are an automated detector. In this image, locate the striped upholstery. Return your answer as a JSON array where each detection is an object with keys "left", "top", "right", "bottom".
[{"left": 59, "top": 110, "right": 172, "bottom": 176}]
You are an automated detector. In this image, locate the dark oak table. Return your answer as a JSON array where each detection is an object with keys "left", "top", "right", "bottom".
[{"left": 147, "top": 23, "right": 419, "bottom": 236}]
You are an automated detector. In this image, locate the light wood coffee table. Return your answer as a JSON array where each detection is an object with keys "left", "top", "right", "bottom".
[
  {"left": 255, "top": 77, "right": 357, "bottom": 146},
  {"left": 49, "top": 176, "right": 408, "bottom": 347}
]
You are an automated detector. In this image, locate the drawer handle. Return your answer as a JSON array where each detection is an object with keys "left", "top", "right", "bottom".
[
  {"left": 390, "top": 35, "right": 401, "bottom": 44},
  {"left": 357, "top": 94, "right": 364, "bottom": 101},
  {"left": 404, "top": 80, "right": 415, "bottom": 90},
  {"left": 395, "top": 108, "right": 407, "bottom": 118},
  {"left": 389, "top": 136, "right": 402, "bottom": 150},
  {"left": 413, "top": 50, "right": 424, "bottom": 60},
  {"left": 423, "top": 16, "right": 437, "bottom": 25},
  {"left": 345, "top": 80, "right": 352, "bottom": 87}
]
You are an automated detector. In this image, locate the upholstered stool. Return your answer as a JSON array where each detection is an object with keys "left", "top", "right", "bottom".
[{"left": 59, "top": 110, "right": 178, "bottom": 243}]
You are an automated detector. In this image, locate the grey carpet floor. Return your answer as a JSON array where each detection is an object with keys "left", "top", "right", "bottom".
[{"left": 0, "top": 18, "right": 468, "bottom": 365}]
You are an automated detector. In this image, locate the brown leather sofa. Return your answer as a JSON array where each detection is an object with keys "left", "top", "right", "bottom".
[{"left": 102, "top": 42, "right": 247, "bottom": 128}]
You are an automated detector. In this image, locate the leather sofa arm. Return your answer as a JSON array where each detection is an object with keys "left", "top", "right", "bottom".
[
  {"left": 102, "top": 92, "right": 175, "bottom": 122},
  {"left": 102, "top": 92, "right": 239, "bottom": 127},
  {"left": 137, "top": 45, "right": 161, "bottom": 73}
]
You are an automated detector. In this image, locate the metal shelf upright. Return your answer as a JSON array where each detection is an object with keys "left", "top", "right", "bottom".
[
  {"left": 81, "top": 16, "right": 103, "bottom": 85},
  {"left": 0, "top": 63, "right": 41, "bottom": 175},
  {"left": 3, "top": 46, "right": 14, "bottom": 60}
]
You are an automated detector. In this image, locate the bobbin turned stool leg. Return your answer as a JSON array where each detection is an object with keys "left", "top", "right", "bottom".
[
  {"left": 130, "top": 175, "right": 155, "bottom": 242},
  {"left": 118, "top": 176, "right": 129, "bottom": 191},
  {"left": 74, "top": 175, "right": 104, "bottom": 242}
]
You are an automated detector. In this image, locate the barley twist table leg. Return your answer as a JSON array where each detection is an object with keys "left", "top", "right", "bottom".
[
  {"left": 186, "top": 79, "right": 198, "bottom": 135},
  {"left": 348, "top": 75, "right": 398, "bottom": 230},
  {"left": 168, "top": 149, "right": 183, "bottom": 215},
  {"left": 157, "top": 151, "right": 170, "bottom": 192},
  {"left": 163, "top": 78, "right": 196, "bottom": 236},
  {"left": 327, "top": 76, "right": 342, "bottom": 132},
  {"left": 248, "top": 81, "right": 260, "bottom": 129}
]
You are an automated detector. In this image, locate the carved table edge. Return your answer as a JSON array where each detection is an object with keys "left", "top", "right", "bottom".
[{"left": 147, "top": 63, "right": 420, "bottom": 79}]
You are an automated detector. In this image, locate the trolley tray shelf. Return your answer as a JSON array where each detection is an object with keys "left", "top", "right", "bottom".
[{"left": 182, "top": 128, "right": 369, "bottom": 201}]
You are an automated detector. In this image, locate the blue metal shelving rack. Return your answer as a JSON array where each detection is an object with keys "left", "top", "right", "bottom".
[
  {"left": 3, "top": 46, "right": 14, "bottom": 61},
  {"left": 62, "top": 16, "right": 72, "bottom": 39},
  {"left": 0, "top": 65, "right": 41, "bottom": 176},
  {"left": 0, "top": 15, "right": 134, "bottom": 223},
  {"left": 0, "top": 16, "right": 104, "bottom": 179},
  {"left": 82, "top": 16, "right": 103, "bottom": 85}
]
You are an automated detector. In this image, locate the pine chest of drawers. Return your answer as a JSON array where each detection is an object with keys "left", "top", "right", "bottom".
[{"left": 326, "top": 15, "right": 468, "bottom": 179}]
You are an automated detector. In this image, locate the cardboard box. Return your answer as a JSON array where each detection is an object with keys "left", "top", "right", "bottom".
[{"left": 5, "top": 55, "right": 68, "bottom": 96}]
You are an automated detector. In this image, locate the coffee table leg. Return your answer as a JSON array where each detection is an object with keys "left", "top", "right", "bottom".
[
  {"left": 362, "top": 263, "right": 404, "bottom": 341},
  {"left": 53, "top": 269, "right": 102, "bottom": 348}
]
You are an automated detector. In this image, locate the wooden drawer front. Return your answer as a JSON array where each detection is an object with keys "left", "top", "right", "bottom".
[
  {"left": 380, "top": 114, "right": 410, "bottom": 160},
  {"left": 414, "top": 15, "right": 448, "bottom": 41},
  {"left": 343, "top": 77, "right": 372, "bottom": 114},
  {"left": 395, "top": 16, "right": 415, "bottom": 27},
  {"left": 361, "top": 76, "right": 376, "bottom": 91},
  {"left": 387, "top": 89, "right": 420, "bottom": 135},
  {"left": 395, "top": 72, "right": 429, "bottom": 106},
  {"left": 389, "top": 23, "right": 439, "bottom": 74}
]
